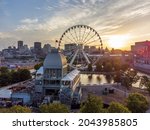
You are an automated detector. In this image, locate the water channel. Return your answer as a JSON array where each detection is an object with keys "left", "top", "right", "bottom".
[{"left": 80, "top": 72, "right": 150, "bottom": 88}]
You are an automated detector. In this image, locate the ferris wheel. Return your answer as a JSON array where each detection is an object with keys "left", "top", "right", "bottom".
[{"left": 58, "top": 25, "right": 103, "bottom": 69}]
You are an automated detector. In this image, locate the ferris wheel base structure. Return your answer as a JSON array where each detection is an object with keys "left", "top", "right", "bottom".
[{"left": 58, "top": 25, "right": 104, "bottom": 70}]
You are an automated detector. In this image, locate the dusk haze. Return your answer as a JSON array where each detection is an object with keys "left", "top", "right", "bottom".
[{"left": 1, "top": 0, "right": 150, "bottom": 50}]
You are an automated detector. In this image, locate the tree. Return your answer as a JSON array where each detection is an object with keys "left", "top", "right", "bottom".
[
  {"left": 40, "top": 103, "right": 69, "bottom": 113},
  {"left": 0, "top": 73, "right": 11, "bottom": 86},
  {"left": 121, "top": 64, "right": 129, "bottom": 71},
  {"left": 17, "top": 69, "right": 31, "bottom": 81},
  {"left": 0, "top": 105, "right": 31, "bottom": 113},
  {"left": 80, "top": 94, "right": 104, "bottom": 113},
  {"left": 103, "top": 62, "right": 112, "bottom": 72},
  {"left": 10, "top": 70, "right": 20, "bottom": 83},
  {"left": 34, "top": 62, "right": 43, "bottom": 71},
  {"left": 0, "top": 67, "right": 9, "bottom": 74},
  {"left": 96, "top": 63, "right": 103, "bottom": 72},
  {"left": 87, "top": 63, "right": 92, "bottom": 71},
  {"left": 140, "top": 76, "right": 150, "bottom": 95},
  {"left": 0, "top": 68, "right": 31, "bottom": 87},
  {"left": 114, "top": 71, "right": 121, "bottom": 83},
  {"left": 108, "top": 102, "right": 130, "bottom": 113},
  {"left": 126, "top": 93, "right": 149, "bottom": 113},
  {"left": 105, "top": 74, "right": 112, "bottom": 83},
  {"left": 121, "top": 69, "right": 139, "bottom": 89},
  {"left": 113, "top": 62, "right": 121, "bottom": 71}
]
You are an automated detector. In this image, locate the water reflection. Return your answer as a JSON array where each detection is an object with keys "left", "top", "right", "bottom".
[
  {"left": 80, "top": 72, "right": 150, "bottom": 88},
  {"left": 80, "top": 74, "right": 114, "bottom": 85}
]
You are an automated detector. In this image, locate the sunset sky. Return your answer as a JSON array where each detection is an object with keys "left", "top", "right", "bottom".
[{"left": 0, "top": 0, "right": 150, "bottom": 50}]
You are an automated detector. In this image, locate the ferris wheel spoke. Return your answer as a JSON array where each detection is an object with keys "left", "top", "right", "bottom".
[
  {"left": 59, "top": 39, "right": 69, "bottom": 48},
  {"left": 93, "top": 56, "right": 102, "bottom": 65},
  {"left": 68, "top": 31, "right": 78, "bottom": 43},
  {"left": 79, "top": 26, "right": 81, "bottom": 43},
  {"left": 64, "top": 34, "right": 76, "bottom": 44},
  {"left": 69, "top": 49, "right": 79, "bottom": 66},
  {"left": 81, "top": 27, "right": 86, "bottom": 43},
  {"left": 83, "top": 34, "right": 97, "bottom": 45},
  {"left": 84, "top": 38, "right": 100, "bottom": 46},
  {"left": 81, "top": 29, "right": 92, "bottom": 44},
  {"left": 73, "top": 28, "right": 79, "bottom": 43},
  {"left": 67, "top": 49, "right": 78, "bottom": 61},
  {"left": 81, "top": 50, "right": 90, "bottom": 64}
]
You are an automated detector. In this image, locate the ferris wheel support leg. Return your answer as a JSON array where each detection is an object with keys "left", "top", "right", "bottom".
[
  {"left": 69, "top": 49, "right": 79, "bottom": 66},
  {"left": 82, "top": 50, "right": 90, "bottom": 64}
]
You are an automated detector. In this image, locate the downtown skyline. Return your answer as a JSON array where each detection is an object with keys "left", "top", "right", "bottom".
[{"left": 1, "top": 0, "right": 150, "bottom": 50}]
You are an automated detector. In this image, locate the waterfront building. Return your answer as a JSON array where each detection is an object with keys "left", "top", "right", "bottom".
[
  {"left": 131, "top": 40, "right": 150, "bottom": 72},
  {"left": 35, "top": 48, "right": 81, "bottom": 104},
  {"left": 59, "top": 69, "right": 81, "bottom": 105},
  {"left": 43, "top": 48, "right": 68, "bottom": 97}
]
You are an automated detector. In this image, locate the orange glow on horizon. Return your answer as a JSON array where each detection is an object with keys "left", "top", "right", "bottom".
[{"left": 108, "top": 34, "right": 130, "bottom": 49}]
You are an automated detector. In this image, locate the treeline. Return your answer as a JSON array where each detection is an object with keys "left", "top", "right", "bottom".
[
  {"left": 0, "top": 93, "right": 148, "bottom": 113},
  {"left": 0, "top": 67, "right": 31, "bottom": 87},
  {"left": 88, "top": 57, "right": 130, "bottom": 72},
  {"left": 38, "top": 93, "right": 149, "bottom": 113}
]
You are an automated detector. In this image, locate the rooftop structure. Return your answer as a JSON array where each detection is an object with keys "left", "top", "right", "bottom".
[{"left": 44, "top": 49, "right": 67, "bottom": 68}]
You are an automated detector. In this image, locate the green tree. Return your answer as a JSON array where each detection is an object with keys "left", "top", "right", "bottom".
[
  {"left": 114, "top": 71, "right": 121, "bottom": 83},
  {"left": 121, "top": 69, "right": 139, "bottom": 89},
  {"left": 10, "top": 70, "right": 20, "bottom": 83},
  {"left": 40, "top": 103, "right": 69, "bottom": 113},
  {"left": 126, "top": 93, "right": 149, "bottom": 113},
  {"left": 0, "top": 105, "right": 31, "bottom": 113},
  {"left": 0, "top": 73, "right": 11, "bottom": 86},
  {"left": 34, "top": 62, "right": 43, "bottom": 71},
  {"left": 17, "top": 69, "right": 31, "bottom": 81},
  {"left": 108, "top": 102, "right": 130, "bottom": 113},
  {"left": 0, "top": 67, "right": 9, "bottom": 74},
  {"left": 105, "top": 74, "right": 113, "bottom": 83},
  {"left": 140, "top": 76, "right": 150, "bottom": 95},
  {"left": 80, "top": 94, "right": 104, "bottom": 113}
]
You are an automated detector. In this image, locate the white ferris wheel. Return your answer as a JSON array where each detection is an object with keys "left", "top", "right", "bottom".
[{"left": 58, "top": 25, "right": 103, "bottom": 69}]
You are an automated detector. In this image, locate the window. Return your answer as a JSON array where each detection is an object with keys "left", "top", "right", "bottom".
[
  {"left": 35, "top": 80, "right": 42, "bottom": 85},
  {"left": 44, "top": 80, "right": 49, "bottom": 85}
]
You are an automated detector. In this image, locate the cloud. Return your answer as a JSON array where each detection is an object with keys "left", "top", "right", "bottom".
[
  {"left": 21, "top": 18, "right": 38, "bottom": 24},
  {"left": 0, "top": 32, "right": 14, "bottom": 39},
  {"left": 1, "top": 0, "right": 150, "bottom": 50}
]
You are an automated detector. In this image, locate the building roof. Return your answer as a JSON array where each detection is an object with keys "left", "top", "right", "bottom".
[
  {"left": 61, "top": 69, "right": 80, "bottom": 81},
  {"left": 36, "top": 66, "right": 43, "bottom": 75},
  {"left": 0, "top": 87, "right": 12, "bottom": 98},
  {"left": 43, "top": 49, "right": 67, "bottom": 68}
]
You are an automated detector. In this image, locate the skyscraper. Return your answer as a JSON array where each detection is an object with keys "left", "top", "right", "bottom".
[
  {"left": 18, "top": 41, "right": 23, "bottom": 50},
  {"left": 34, "top": 42, "right": 42, "bottom": 52}
]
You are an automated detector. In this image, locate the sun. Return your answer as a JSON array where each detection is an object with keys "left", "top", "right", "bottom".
[{"left": 108, "top": 35, "right": 130, "bottom": 49}]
